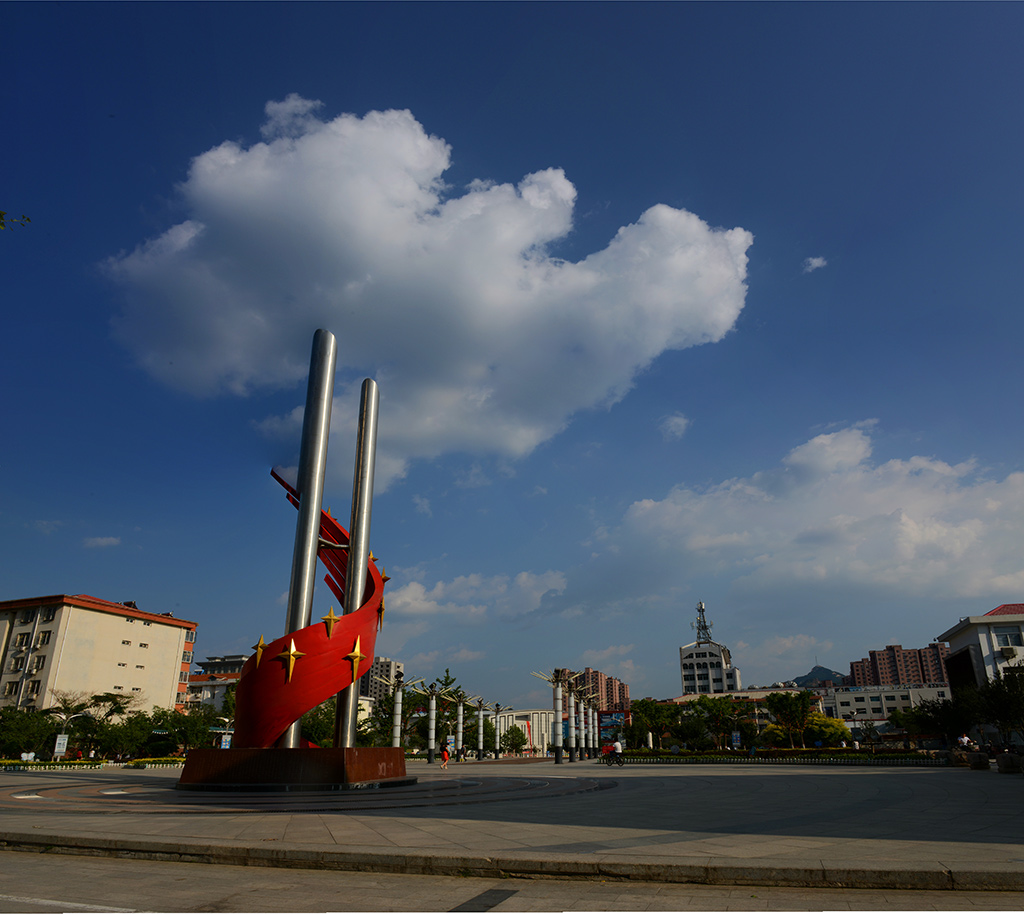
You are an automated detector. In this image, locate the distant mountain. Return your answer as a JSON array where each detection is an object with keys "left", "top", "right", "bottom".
[{"left": 792, "top": 665, "right": 845, "bottom": 687}]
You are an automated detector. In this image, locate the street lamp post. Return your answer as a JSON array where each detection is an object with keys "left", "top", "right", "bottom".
[{"left": 391, "top": 672, "right": 404, "bottom": 749}]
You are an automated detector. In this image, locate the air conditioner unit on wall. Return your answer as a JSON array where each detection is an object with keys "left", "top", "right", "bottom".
[{"left": 1000, "top": 646, "right": 1018, "bottom": 660}]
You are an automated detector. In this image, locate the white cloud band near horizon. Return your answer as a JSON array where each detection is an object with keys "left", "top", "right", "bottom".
[
  {"left": 105, "top": 95, "right": 752, "bottom": 488},
  {"left": 618, "top": 423, "right": 1024, "bottom": 603}
]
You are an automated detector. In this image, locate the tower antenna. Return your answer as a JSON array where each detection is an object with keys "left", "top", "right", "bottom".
[{"left": 691, "top": 601, "right": 714, "bottom": 643}]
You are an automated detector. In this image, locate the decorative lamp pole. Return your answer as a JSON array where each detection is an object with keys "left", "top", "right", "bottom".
[
  {"left": 456, "top": 694, "right": 464, "bottom": 760},
  {"left": 493, "top": 704, "right": 503, "bottom": 757},
  {"left": 566, "top": 687, "right": 576, "bottom": 762},
  {"left": 554, "top": 674, "right": 564, "bottom": 764},
  {"left": 477, "top": 698, "right": 485, "bottom": 760},
  {"left": 579, "top": 697, "right": 588, "bottom": 759},
  {"left": 391, "top": 671, "right": 404, "bottom": 749},
  {"left": 427, "top": 683, "right": 438, "bottom": 764}
]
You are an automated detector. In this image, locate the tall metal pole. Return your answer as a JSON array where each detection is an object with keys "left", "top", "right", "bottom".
[
  {"left": 456, "top": 698, "right": 464, "bottom": 760},
  {"left": 334, "top": 378, "right": 380, "bottom": 748},
  {"left": 553, "top": 680, "right": 563, "bottom": 764},
  {"left": 477, "top": 699, "right": 485, "bottom": 760},
  {"left": 579, "top": 699, "right": 588, "bottom": 759},
  {"left": 427, "top": 687, "right": 437, "bottom": 764},
  {"left": 391, "top": 673, "right": 404, "bottom": 748},
  {"left": 494, "top": 705, "right": 502, "bottom": 757},
  {"left": 567, "top": 690, "right": 576, "bottom": 762},
  {"left": 279, "top": 329, "right": 337, "bottom": 749}
]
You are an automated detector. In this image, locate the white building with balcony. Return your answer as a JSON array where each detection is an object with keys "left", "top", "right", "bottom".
[{"left": 937, "top": 604, "right": 1024, "bottom": 690}]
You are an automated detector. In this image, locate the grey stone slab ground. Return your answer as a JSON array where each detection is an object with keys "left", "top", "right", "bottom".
[{"left": 1, "top": 760, "right": 1022, "bottom": 895}]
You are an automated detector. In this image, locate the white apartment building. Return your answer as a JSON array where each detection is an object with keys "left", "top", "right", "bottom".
[
  {"left": 0, "top": 594, "right": 197, "bottom": 712},
  {"left": 815, "top": 684, "right": 951, "bottom": 726},
  {"left": 937, "top": 604, "right": 1024, "bottom": 690}
]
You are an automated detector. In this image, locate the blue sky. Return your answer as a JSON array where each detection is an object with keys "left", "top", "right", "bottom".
[{"left": 5, "top": 2, "right": 1024, "bottom": 708}]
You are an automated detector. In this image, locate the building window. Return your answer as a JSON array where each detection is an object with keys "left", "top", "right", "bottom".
[
  {"left": 182, "top": 651, "right": 193, "bottom": 663},
  {"left": 35, "top": 631, "right": 52, "bottom": 647},
  {"left": 27, "top": 680, "right": 41, "bottom": 696},
  {"left": 839, "top": 701, "right": 851, "bottom": 707},
  {"left": 122, "top": 640, "right": 131, "bottom": 646},
  {"left": 140, "top": 643, "right": 149, "bottom": 649},
  {"left": 118, "top": 662, "right": 127, "bottom": 668},
  {"left": 179, "top": 672, "right": 189, "bottom": 683},
  {"left": 994, "top": 626, "right": 1023, "bottom": 647},
  {"left": 19, "top": 609, "right": 36, "bottom": 624},
  {"left": 29, "top": 657, "right": 44, "bottom": 674},
  {"left": 855, "top": 697, "right": 865, "bottom": 703},
  {"left": 11, "top": 658, "right": 25, "bottom": 673},
  {"left": 143, "top": 621, "right": 152, "bottom": 626},
  {"left": 125, "top": 617, "right": 135, "bottom": 623},
  {"left": 136, "top": 665, "right": 145, "bottom": 669},
  {"left": 15, "top": 632, "right": 30, "bottom": 648},
  {"left": 185, "top": 630, "right": 196, "bottom": 643},
  {"left": 131, "top": 687, "right": 142, "bottom": 692},
  {"left": 41, "top": 607, "right": 57, "bottom": 622},
  {"left": 937, "top": 691, "right": 946, "bottom": 698},
  {"left": 2, "top": 682, "right": 17, "bottom": 697},
  {"left": 113, "top": 685, "right": 123, "bottom": 691}
]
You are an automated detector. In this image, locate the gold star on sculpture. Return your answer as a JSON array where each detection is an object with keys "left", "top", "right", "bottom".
[
  {"left": 252, "top": 635, "right": 267, "bottom": 667},
  {"left": 276, "top": 638, "right": 306, "bottom": 682},
  {"left": 321, "top": 606, "right": 342, "bottom": 639},
  {"left": 380, "top": 565, "right": 391, "bottom": 585},
  {"left": 345, "top": 636, "right": 366, "bottom": 683},
  {"left": 369, "top": 550, "right": 378, "bottom": 563}
]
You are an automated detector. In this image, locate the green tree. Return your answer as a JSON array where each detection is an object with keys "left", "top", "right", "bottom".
[
  {"left": 0, "top": 211, "right": 30, "bottom": 230},
  {"left": 300, "top": 697, "right": 337, "bottom": 747},
  {"left": 0, "top": 707, "right": 59, "bottom": 759},
  {"left": 764, "top": 691, "right": 816, "bottom": 748},
  {"left": 978, "top": 666, "right": 1024, "bottom": 746},
  {"left": 802, "top": 712, "right": 851, "bottom": 747},
  {"left": 99, "top": 712, "right": 156, "bottom": 758},
  {"left": 628, "top": 698, "right": 679, "bottom": 749},
  {"left": 916, "top": 693, "right": 981, "bottom": 748},
  {"left": 152, "top": 705, "right": 217, "bottom": 752},
  {"left": 499, "top": 724, "right": 528, "bottom": 755},
  {"left": 692, "top": 695, "right": 740, "bottom": 749}
]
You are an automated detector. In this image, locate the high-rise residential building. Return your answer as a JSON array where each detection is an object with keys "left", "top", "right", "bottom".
[
  {"left": 553, "top": 667, "right": 630, "bottom": 711},
  {"left": 679, "top": 601, "right": 742, "bottom": 695},
  {"left": 844, "top": 643, "right": 949, "bottom": 687},
  {"left": 358, "top": 656, "right": 403, "bottom": 703},
  {"left": 0, "top": 594, "right": 197, "bottom": 712}
]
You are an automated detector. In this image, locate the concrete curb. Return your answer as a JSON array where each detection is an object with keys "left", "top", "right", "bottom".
[{"left": 2, "top": 829, "right": 1021, "bottom": 891}]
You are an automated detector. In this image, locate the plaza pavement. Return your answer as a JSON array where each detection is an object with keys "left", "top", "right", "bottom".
[{"left": 1, "top": 758, "right": 1022, "bottom": 893}]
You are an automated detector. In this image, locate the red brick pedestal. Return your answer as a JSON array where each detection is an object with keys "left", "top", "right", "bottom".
[{"left": 177, "top": 747, "right": 412, "bottom": 791}]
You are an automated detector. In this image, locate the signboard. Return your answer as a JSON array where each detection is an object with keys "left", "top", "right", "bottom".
[
  {"left": 54, "top": 733, "right": 69, "bottom": 758},
  {"left": 731, "top": 730, "right": 741, "bottom": 749},
  {"left": 220, "top": 733, "right": 232, "bottom": 749}
]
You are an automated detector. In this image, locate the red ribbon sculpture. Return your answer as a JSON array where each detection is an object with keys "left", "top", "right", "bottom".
[{"left": 232, "top": 471, "right": 384, "bottom": 748}]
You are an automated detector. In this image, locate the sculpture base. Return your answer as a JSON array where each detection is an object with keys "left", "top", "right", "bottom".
[{"left": 177, "top": 747, "right": 413, "bottom": 791}]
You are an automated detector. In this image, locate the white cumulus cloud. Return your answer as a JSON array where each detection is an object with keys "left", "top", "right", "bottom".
[
  {"left": 387, "top": 569, "right": 566, "bottom": 621},
  {"left": 660, "top": 413, "right": 691, "bottom": 441},
  {"left": 105, "top": 96, "right": 752, "bottom": 487},
  {"left": 620, "top": 423, "right": 1024, "bottom": 600},
  {"left": 84, "top": 536, "right": 121, "bottom": 549},
  {"left": 802, "top": 256, "right": 827, "bottom": 273}
]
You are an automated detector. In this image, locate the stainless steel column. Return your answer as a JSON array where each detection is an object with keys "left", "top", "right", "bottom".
[
  {"left": 334, "top": 378, "right": 380, "bottom": 748},
  {"left": 553, "top": 681, "right": 563, "bottom": 764},
  {"left": 279, "top": 329, "right": 337, "bottom": 749}
]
